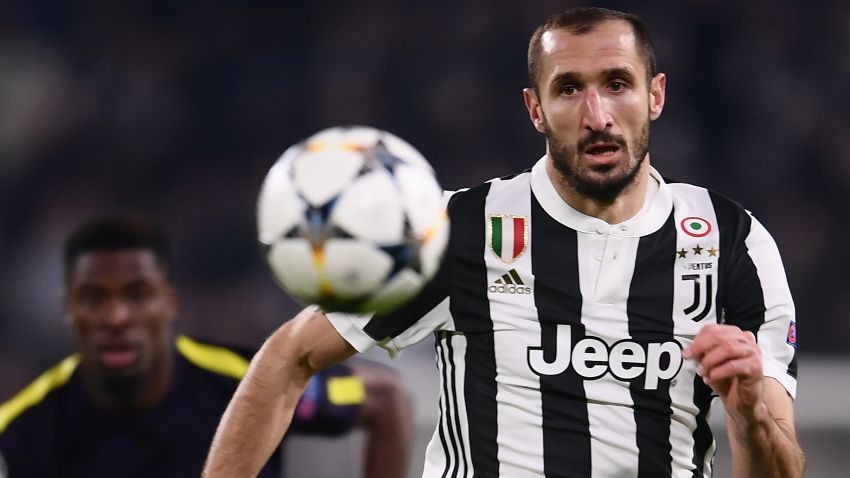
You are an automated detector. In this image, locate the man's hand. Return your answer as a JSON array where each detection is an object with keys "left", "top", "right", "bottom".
[
  {"left": 683, "top": 324, "right": 764, "bottom": 423},
  {"left": 684, "top": 324, "right": 804, "bottom": 477}
]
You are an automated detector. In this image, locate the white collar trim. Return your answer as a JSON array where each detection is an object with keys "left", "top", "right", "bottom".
[{"left": 530, "top": 155, "right": 673, "bottom": 237}]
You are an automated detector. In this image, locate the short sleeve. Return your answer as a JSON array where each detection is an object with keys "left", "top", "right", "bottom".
[
  {"left": 723, "top": 215, "right": 798, "bottom": 398},
  {"left": 326, "top": 265, "right": 452, "bottom": 358}
]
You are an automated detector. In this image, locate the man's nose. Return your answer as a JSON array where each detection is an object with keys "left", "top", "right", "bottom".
[
  {"left": 102, "top": 300, "right": 132, "bottom": 327},
  {"left": 581, "top": 89, "right": 613, "bottom": 132}
]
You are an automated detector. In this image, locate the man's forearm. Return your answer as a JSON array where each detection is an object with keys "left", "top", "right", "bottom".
[
  {"left": 729, "top": 402, "right": 805, "bottom": 478},
  {"left": 204, "top": 323, "right": 310, "bottom": 477}
]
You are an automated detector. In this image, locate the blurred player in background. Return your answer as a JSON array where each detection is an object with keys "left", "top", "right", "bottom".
[
  {"left": 204, "top": 6, "right": 805, "bottom": 478},
  {"left": 0, "top": 216, "right": 413, "bottom": 477}
]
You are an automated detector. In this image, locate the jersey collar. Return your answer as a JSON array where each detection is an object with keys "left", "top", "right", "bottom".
[{"left": 530, "top": 155, "right": 673, "bottom": 237}]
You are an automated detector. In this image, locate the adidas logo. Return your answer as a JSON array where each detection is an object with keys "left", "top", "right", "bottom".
[{"left": 489, "top": 269, "right": 532, "bottom": 295}]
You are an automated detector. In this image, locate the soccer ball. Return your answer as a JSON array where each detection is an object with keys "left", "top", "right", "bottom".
[{"left": 257, "top": 126, "right": 449, "bottom": 314}]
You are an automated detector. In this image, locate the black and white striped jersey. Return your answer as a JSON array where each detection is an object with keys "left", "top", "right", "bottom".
[{"left": 328, "top": 156, "right": 798, "bottom": 478}]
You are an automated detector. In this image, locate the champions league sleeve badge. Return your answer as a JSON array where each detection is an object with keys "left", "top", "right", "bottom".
[{"left": 786, "top": 321, "right": 797, "bottom": 348}]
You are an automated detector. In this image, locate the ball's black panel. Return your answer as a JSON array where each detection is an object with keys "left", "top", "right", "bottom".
[
  {"left": 379, "top": 219, "right": 422, "bottom": 278},
  {"left": 292, "top": 193, "right": 340, "bottom": 249}
]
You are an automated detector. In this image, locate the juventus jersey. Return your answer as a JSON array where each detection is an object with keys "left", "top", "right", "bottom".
[{"left": 328, "top": 157, "right": 798, "bottom": 478}]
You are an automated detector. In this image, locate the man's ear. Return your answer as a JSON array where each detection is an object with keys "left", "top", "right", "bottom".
[
  {"left": 523, "top": 88, "right": 547, "bottom": 133},
  {"left": 649, "top": 73, "right": 666, "bottom": 121}
]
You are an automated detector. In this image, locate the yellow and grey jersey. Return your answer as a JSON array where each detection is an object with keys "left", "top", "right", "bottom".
[{"left": 0, "top": 336, "right": 364, "bottom": 477}]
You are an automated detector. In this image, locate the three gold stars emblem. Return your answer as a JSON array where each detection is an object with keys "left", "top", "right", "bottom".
[{"left": 676, "top": 244, "right": 719, "bottom": 259}]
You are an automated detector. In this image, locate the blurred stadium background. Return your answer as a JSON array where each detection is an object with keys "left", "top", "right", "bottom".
[{"left": 0, "top": 0, "right": 848, "bottom": 476}]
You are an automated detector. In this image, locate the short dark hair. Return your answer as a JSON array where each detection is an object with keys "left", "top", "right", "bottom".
[
  {"left": 527, "top": 7, "right": 657, "bottom": 92},
  {"left": 63, "top": 216, "right": 172, "bottom": 281}
]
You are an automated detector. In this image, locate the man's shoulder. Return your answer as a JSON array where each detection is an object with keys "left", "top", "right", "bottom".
[
  {"left": 174, "top": 335, "right": 254, "bottom": 383},
  {"left": 665, "top": 177, "right": 750, "bottom": 216},
  {"left": 664, "top": 177, "right": 758, "bottom": 244},
  {"left": 445, "top": 168, "right": 533, "bottom": 210},
  {"left": 0, "top": 355, "right": 80, "bottom": 436}
]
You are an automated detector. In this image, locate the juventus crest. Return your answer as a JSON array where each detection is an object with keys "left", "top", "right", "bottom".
[{"left": 676, "top": 216, "right": 719, "bottom": 322}]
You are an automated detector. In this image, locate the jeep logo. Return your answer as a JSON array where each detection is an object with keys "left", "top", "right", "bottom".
[{"left": 527, "top": 324, "right": 683, "bottom": 390}]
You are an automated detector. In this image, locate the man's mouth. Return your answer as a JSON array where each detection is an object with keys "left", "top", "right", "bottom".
[
  {"left": 97, "top": 343, "right": 141, "bottom": 369},
  {"left": 584, "top": 142, "right": 621, "bottom": 157}
]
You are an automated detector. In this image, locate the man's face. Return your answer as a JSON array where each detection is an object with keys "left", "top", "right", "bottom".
[
  {"left": 66, "top": 250, "right": 176, "bottom": 385},
  {"left": 524, "top": 20, "right": 666, "bottom": 201}
]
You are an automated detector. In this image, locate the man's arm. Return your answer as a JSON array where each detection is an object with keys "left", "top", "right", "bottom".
[
  {"left": 203, "top": 306, "right": 357, "bottom": 478},
  {"left": 684, "top": 324, "right": 805, "bottom": 478},
  {"left": 352, "top": 362, "right": 414, "bottom": 478},
  {"left": 726, "top": 377, "right": 803, "bottom": 478}
]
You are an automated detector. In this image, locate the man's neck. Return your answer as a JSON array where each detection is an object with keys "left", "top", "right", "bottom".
[{"left": 545, "top": 156, "right": 651, "bottom": 225}]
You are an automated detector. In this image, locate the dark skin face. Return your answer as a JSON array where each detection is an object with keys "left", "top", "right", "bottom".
[{"left": 65, "top": 250, "right": 177, "bottom": 410}]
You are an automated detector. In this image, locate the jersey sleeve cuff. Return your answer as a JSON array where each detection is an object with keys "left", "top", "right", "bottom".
[
  {"left": 325, "top": 312, "right": 378, "bottom": 353},
  {"left": 762, "top": 357, "right": 797, "bottom": 400}
]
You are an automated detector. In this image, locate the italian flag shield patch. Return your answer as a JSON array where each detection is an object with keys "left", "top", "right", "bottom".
[{"left": 489, "top": 215, "right": 528, "bottom": 263}]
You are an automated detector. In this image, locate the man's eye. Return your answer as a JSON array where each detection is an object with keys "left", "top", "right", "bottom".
[
  {"left": 561, "top": 85, "right": 578, "bottom": 95},
  {"left": 79, "top": 290, "right": 105, "bottom": 306},
  {"left": 128, "top": 289, "right": 150, "bottom": 303},
  {"left": 610, "top": 81, "right": 625, "bottom": 91}
]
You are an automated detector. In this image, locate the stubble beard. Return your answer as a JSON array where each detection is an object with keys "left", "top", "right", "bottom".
[
  {"left": 87, "top": 347, "right": 167, "bottom": 411},
  {"left": 545, "top": 117, "right": 651, "bottom": 204}
]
